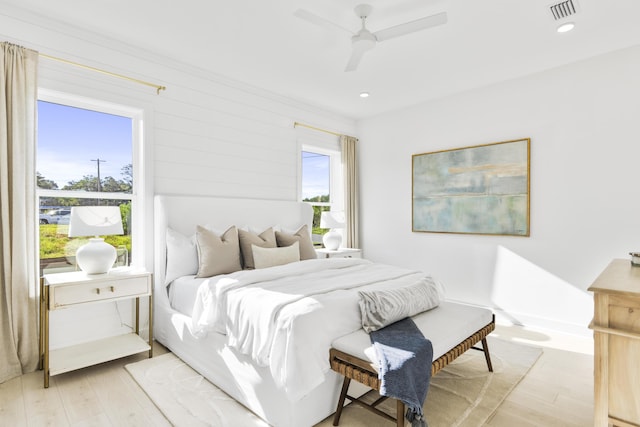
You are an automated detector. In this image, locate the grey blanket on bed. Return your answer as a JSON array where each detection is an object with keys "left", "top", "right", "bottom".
[{"left": 369, "top": 317, "right": 433, "bottom": 427}]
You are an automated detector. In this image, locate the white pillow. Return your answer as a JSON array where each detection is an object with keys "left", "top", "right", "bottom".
[
  {"left": 252, "top": 241, "right": 300, "bottom": 269},
  {"left": 165, "top": 228, "right": 198, "bottom": 286}
]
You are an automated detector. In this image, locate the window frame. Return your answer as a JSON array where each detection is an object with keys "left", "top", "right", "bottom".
[
  {"left": 36, "top": 89, "right": 145, "bottom": 271},
  {"left": 299, "top": 139, "right": 344, "bottom": 249}
]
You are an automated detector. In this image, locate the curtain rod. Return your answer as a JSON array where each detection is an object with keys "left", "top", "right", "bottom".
[
  {"left": 40, "top": 53, "right": 166, "bottom": 94},
  {"left": 293, "top": 121, "right": 343, "bottom": 137}
]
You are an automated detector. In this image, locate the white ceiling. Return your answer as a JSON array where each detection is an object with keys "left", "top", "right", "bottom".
[{"left": 6, "top": 0, "right": 640, "bottom": 119}]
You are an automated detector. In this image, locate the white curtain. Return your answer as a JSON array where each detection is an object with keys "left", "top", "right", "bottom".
[
  {"left": 0, "top": 42, "right": 39, "bottom": 384},
  {"left": 340, "top": 135, "right": 359, "bottom": 249}
]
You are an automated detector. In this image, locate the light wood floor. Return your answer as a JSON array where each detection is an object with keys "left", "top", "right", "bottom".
[
  {"left": 0, "top": 324, "right": 593, "bottom": 427},
  {"left": 487, "top": 325, "right": 593, "bottom": 427}
]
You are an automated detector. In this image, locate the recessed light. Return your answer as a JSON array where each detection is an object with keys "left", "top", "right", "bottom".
[
  {"left": 359, "top": 92, "right": 370, "bottom": 98},
  {"left": 557, "top": 22, "right": 575, "bottom": 33}
]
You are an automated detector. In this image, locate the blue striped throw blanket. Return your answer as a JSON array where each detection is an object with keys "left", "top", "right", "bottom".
[{"left": 369, "top": 317, "right": 433, "bottom": 427}]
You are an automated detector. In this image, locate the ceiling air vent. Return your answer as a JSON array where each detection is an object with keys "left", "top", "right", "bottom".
[{"left": 549, "top": 0, "right": 578, "bottom": 20}]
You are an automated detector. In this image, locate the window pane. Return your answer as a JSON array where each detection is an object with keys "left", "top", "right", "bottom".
[
  {"left": 302, "top": 150, "right": 332, "bottom": 245},
  {"left": 309, "top": 205, "right": 331, "bottom": 246},
  {"left": 39, "top": 198, "right": 132, "bottom": 275},
  {"left": 36, "top": 100, "right": 133, "bottom": 193},
  {"left": 301, "top": 151, "right": 330, "bottom": 203},
  {"left": 37, "top": 98, "right": 136, "bottom": 275}
]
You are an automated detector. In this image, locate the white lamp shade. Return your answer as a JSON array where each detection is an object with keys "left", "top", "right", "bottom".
[
  {"left": 68, "top": 206, "right": 124, "bottom": 237},
  {"left": 320, "top": 211, "right": 345, "bottom": 229},
  {"left": 68, "top": 206, "right": 123, "bottom": 274}
]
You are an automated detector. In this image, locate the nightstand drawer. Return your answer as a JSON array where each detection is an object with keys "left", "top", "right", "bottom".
[
  {"left": 316, "top": 248, "right": 362, "bottom": 259},
  {"left": 50, "top": 276, "right": 150, "bottom": 309}
]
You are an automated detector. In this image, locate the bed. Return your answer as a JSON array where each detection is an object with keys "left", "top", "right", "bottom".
[{"left": 153, "top": 195, "right": 494, "bottom": 427}]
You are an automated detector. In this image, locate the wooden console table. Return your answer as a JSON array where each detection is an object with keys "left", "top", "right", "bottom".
[{"left": 589, "top": 259, "right": 640, "bottom": 427}]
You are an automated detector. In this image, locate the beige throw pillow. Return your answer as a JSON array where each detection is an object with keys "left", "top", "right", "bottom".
[
  {"left": 253, "top": 242, "right": 300, "bottom": 269},
  {"left": 275, "top": 225, "right": 317, "bottom": 260},
  {"left": 195, "top": 225, "right": 242, "bottom": 277},
  {"left": 239, "top": 227, "right": 277, "bottom": 269}
]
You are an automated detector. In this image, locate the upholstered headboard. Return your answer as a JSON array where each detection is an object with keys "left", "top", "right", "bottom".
[{"left": 153, "top": 194, "right": 314, "bottom": 292}]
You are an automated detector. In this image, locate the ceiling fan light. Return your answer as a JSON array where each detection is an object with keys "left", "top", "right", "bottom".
[
  {"left": 360, "top": 92, "right": 370, "bottom": 98},
  {"left": 352, "top": 31, "right": 376, "bottom": 51},
  {"left": 557, "top": 22, "right": 575, "bottom": 33}
]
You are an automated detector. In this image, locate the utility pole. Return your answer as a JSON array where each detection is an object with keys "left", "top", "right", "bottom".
[{"left": 90, "top": 158, "right": 106, "bottom": 192}]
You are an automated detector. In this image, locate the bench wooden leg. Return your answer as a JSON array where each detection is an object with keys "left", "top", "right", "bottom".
[
  {"left": 333, "top": 377, "right": 351, "bottom": 426},
  {"left": 396, "top": 400, "right": 405, "bottom": 427},
  {"left": 482, "top": 338, "right": 493, "bottom": 372}
]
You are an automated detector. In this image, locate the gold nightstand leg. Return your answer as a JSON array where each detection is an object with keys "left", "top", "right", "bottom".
[
  {"left": 135, "top": 297, "right": 140, "bottom": 335},
  {"left": 43, "top": 283, "right": 50, "bottom": 388},
  {"left": 148, "top": 293, "right": 153, "bottom": 358},
  {"left": 38, "top": 277, "right": 43, "bottom": 371}
]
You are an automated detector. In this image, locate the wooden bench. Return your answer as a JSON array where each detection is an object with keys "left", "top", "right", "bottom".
[{"left": 329, "top": 302, "right": 495, "bottom": 426}]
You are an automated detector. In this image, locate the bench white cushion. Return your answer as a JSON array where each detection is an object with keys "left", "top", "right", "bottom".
[{"left": 331, "top": 301, "right": 493, "bottom": 369}]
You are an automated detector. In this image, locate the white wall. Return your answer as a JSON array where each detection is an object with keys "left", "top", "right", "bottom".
[
  {"left": 7, "top": 5, "right": 637, "bottom": 340},
  {"left": 1, "top": 4, "right": 355, "bottom": 261},
  {"left": 0, "top": 6, "right": 355, "bottom": 347},
  {"left": 357, "top": 45, "right": 640, "bottom": 335}
]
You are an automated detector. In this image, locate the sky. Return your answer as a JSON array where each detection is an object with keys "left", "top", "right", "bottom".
[
  {"left": 301, "top": 151, "right": 330, "bottom": 200},
  {"left": 37, "top": 100, "right": 132, "bottom": 188}
]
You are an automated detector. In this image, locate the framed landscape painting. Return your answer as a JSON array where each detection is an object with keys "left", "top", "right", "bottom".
[{"left": 412, "top": 138, "right": 530, "bottom": 236}]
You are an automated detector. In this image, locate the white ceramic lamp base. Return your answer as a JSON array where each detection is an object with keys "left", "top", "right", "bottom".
[
  {"left": 322, "top": 230, "right": 342, "bottom": 250},
  {"left": 76, "top": 238, "right": 117, "bottom": 274}
]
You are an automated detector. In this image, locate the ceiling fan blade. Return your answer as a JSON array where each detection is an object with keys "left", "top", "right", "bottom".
[
  {"left": 374, "top": 11, "right": 447, "bottom": 42},
  {"left": 345, "top": 45, "right": 368, "bottom": 72},
  {"left": 294, "top": 9, "right": 353, "bottom": 36}
]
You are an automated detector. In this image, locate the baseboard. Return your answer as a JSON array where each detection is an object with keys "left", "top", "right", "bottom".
[{"left": 445, "top": 299, "right": 592, "bottom": 338}]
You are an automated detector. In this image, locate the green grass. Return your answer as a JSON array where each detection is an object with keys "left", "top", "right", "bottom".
[{"left": 39, "top": 224, "right": 131, "bottom": 259}]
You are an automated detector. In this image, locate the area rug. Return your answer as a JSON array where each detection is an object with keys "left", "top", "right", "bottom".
[{"left": 126, "top": 337, "right": 541, "bottom": 427}]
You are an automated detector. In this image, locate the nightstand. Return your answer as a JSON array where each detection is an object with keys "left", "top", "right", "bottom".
[
  {"left": 316, "top": 248, "right": 362, "bottom": 259},
  {"left": 39, "top": 268, "right": 153, "bottom": 388}
]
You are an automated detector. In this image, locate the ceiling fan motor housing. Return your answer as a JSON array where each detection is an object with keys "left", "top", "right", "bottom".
[{"left": 352, "top": 30, "right": 376, "bottom": 50}]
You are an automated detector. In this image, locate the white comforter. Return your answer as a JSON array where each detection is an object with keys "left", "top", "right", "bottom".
[{"left": 191, "top": 257, "right": 432, "bottom": 401}]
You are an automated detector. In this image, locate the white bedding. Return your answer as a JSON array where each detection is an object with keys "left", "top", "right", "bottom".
[
  {"left": 189, "top": 257, "right": 441, "bottom": 401},
  {"left": 167, "top": 275, "right": 203, "bottom": 317}
]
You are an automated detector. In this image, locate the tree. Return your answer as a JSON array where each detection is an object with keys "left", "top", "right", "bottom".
[
  {"left": 101, "top": 176, "right": 129, "bottom": 193},
  {"left": 63, "top": 174, "right": 130, "bottom": 193},
  {"left": 37, "top": 172, "right": 58, "bottom": 190},
  {"left": 303, "top": 195, "right": 330, "bottom": 203},
  {"left": 121, "top": 163, "right": 133, "bottom": 189},
  {"left": 120, "top": 201, "right": 131, "bottom": 235},
  {"left": 63, "top": 175, "right": 99, "bottom": 192},
  {"left": 303, "top": 194, "right": 330, "bottom": 231}
]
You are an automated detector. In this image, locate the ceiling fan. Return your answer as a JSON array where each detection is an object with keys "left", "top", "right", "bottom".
[{"left": 294, "top": 4, "right": 447, "bottom": 72}]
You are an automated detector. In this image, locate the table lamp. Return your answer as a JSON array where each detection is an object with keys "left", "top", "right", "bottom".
[
  {"left": 68, "top": 206, "right": 124, "bottom": 274},
  {"left": 320, "top": 211, "right": 345, "bottom": 250}
]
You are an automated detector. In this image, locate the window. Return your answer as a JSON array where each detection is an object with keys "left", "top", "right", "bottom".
[
  {"left": 37, "top": 92, "right": 142, "bottom": 275},
  {"left": 301, "top": 146, "right": 342, "bottom": 245}
]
